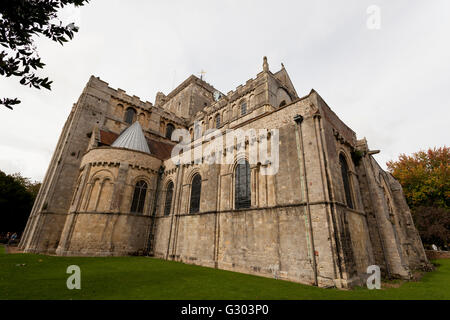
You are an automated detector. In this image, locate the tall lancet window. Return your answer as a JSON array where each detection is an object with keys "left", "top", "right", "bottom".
[
  {"left": 240, "top": 100, "right": 247, "bottom": 116},
  {"left": 189, "top": 174, "right": 202, "bottom": 214},
  {"left": 194, "top": 122, "right": 202, "bottom": 139},
  {"left": 215, "top": 113, "right": 221, "bottom": 128},
  {"left": 131, "top": 180, "right": 147, "bottom": 214},
  {"left": 339, "top": 154, "right": 354, "bottom": 209},
  {"left": 124, "top": 107, "right": 136, "bottom": 124},
  {"left": 164, "top": 181, "right": 174, "bottom": 216},
  {"left": 235, "top": 159, "right": 251, "bottom": 209}
]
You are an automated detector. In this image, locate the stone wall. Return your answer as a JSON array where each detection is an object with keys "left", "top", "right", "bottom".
[
  {"left": 59, "top": 212, "right": 152, "bottom": 256},
  {"left": 154, "top": 207, "right": 317, "bottom": 285},
  {"left": 151, "top": 85, "right": 428, "bottom": 287},
  {"left": 56, "top": 147, "right": 161, "bottom": 256},
  {"left": 19, "top": 73, "right": 199, "bottom": 254},
  {"left": 151, "top": 95, "right": 372, "bottom": 287},
  {"left": 19, "top": 59, "right": 429, "bottom": 288},
  {"left": 20, "top": 77, "right": 113, "bottom": 254}
]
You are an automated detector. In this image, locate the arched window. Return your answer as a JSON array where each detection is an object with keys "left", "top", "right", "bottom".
[
  {"left": 235, "top": 159, "right": 251, "bottom": 209},
  {"left": 164, "top": 181, "right": 174, "bottom": 216},
  {"left": 130, "top": 180, "right": 148, "bottom": 213},
  {"left": 124, "top": 108, "right": 136, "bottom": 124},
  {"left": 189, "top": 174, "right": 202, "bottom": 213},
  {"left": 215, "top": 113, "right": 221, "bottom": 128},
  {"left": 279, "top": 100, "right": 286, "bottom": 107},
  {"left": 339, "top": 154, "right": 354, "bottom": 209},
  {"left": 165, "top": 123, "right": 175, "bottom": 139},
  {"left": 87, "top": 178, "right": 101, "bottom": 211},
  {"left": 97, "top": 178, "right": 113, "bottom": 212},
  {"left": 194, "top": 122, "right": 202, "bottom": 138},
  {"left": 240, "top": 100, "right": 247, "bottom": 116}
]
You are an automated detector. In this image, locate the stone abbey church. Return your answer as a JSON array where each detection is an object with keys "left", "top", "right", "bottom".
[{"left": 20, "top": 57, "right": 429, "bottom": 288}]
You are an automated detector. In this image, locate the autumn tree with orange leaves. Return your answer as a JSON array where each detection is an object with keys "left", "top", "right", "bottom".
[
  {"left": 387, "top": 147, "right": 449, "bottom": 247},
  {"left": 387, "top": 147, "right": 449, "bottom": 209}
]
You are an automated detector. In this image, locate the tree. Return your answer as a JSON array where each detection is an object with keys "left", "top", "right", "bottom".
[
  {"left": 387, "top": 146, "right": 449, "bottom": 247},
  {"left": 413, "top": 206, "right": 450, "bottom": 248},
  {"left": 0, "top": 170, "right": 40, "bottom": 234},
  {"left": 10, "top": 172, "right": 41, "bottom": 198},
  {"left": 0, "top": 0, "right": 90, "bottom": 110},
  {"left": 386, "top": 147, "right": 449, "bottom": 209}
]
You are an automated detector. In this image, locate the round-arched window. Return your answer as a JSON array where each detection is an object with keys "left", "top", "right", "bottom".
[
  {"left": 124, "top": 108, "right": 136, "bottom": 124},
  {"left": 215, "top": 114, "right": 221, "bottom": 128},
  {"left": 235, "top": 159, "right": 251, "bottom": 209},
  {"left": 166, "top": 123, "right": 175, "bottom": 139},
  {"left": 339, "top": 154, "right": 354, "bottom": 209},
  {"left": 189, "top": 174, "right": 202, "bottom": 213},
  {"left": 164, "top": 181, "right": 174, "bottom": 216},
  {"left": 240, "top": 100, "right": 247, "bottom": 116}
]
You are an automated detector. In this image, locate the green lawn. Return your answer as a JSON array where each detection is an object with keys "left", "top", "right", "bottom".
[{"left": 0, "top": 245, "right": 449, "bottom": 300}]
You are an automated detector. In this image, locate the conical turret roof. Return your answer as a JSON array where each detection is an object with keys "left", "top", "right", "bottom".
[{"left": 111, "top": 121, "right": 151, "bottom": 154}]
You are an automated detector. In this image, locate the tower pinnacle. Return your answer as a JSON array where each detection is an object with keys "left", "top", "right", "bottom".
[{"left": 263, "top": 56, "right": 269, "bottom": 72}]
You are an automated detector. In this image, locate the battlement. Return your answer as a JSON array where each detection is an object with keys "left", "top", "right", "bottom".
[
  {"left": 224, "top": 75, "right": 261, "bottom": 105},
  {"left": 87, "top": 75, "right": 153, "bottom": 111}
]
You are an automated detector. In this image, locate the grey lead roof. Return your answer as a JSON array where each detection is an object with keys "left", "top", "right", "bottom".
[{"left": 111, "top": 121, "right": 151, "bottom": 154}]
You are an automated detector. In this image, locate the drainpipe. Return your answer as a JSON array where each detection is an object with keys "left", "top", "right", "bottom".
[
  {"left": 294, "top": 114, "right": 318, "bottom": 286},
  {"left": 166, "top": 163, "right": 183, "bottom": 260}
]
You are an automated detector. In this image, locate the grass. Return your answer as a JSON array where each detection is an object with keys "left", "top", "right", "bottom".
[{"left": 0, "top": 245, "right": 449, "bottom": 300}]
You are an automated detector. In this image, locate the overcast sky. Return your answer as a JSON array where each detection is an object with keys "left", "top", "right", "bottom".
[{"left": 0, "top": 0, "right": 449, "bottom": 182}]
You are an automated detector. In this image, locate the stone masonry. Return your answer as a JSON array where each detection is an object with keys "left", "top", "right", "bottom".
[{"left": 19, "top": 57, "right": 430, "bottom": 288}]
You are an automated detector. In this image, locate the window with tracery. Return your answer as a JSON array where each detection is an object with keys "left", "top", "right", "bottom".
[
  {"left": 235, "top": 160, "right": 251, "bottom": 209},
  {"left": 131, "top": 180, "right": 147, "bottom": 213}
]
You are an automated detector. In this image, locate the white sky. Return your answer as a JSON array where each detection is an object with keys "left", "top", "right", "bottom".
[{"left": 0, "top": 0, "right": 449, "bottom": 182}]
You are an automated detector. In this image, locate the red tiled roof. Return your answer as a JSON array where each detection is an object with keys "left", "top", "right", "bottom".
[
  {"left": 99, "top": 130, "right": 174, "bottom": 160},
  {"left": 99, "top": 131, "right": 118, "bottom": 146},
  {"left": 148, "top": 139, "right": 174, "bottom": 160}
]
